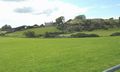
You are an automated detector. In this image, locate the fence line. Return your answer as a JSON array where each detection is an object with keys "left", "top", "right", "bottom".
[{"left": 103, "top": 64, "right": 120, "bottom": 72}]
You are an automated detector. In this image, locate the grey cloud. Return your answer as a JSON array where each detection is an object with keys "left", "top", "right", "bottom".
[
  {"left": 14, "top": 7, "right": 33, "bottom": 13},
  {"left": 33, "top": 8, "right": 58, "bottom": 16},
  {"left": 1, "top": 0, "right": 25, "bottom": 2}
]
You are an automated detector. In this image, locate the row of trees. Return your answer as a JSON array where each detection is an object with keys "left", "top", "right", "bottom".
[{"left": 0, "top": 24, "right": 45, "bottom": 33}]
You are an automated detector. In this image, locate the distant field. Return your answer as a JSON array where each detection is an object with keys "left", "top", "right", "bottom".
[
  {"left": 6, "top": 27, "right": 60, "bottom": 37},
  {"left": 0, "top": 37, "right": 120, "bottom": 72}
]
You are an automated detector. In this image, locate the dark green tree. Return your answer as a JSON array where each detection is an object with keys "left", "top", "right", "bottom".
[
  {"left": 55, "top": 16, "right": 66, "bottom": 31},
  {"left": 119, "top": 17, "right": 120, "bottom": 25},
  {"left": 1, "top": 24, "right": 12, "bottom": 32},
  {"left": 74, "top": 15, "right": 86, "bottom": 20},
  {"left": 56, "top": 16, "right": 65, "bottom": 25}
]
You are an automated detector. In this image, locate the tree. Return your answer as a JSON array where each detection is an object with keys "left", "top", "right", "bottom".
[
  {"left": 1, "top": 24, "right": 12, "bottom": 32},
  {"left": 33, "top": 24, "right": 39, "bottom": 28},
  {"left": 119, "top": 17, "right": 120, "bottom": 25},
  {"left": 75, "top": 15, "right": 86, "bottom": 20},
  {"left": 26, "top": 26, "right": 34, "bottom": 29},
  {"left": 109, "top": 17, "right": 117, "bottom": 28},
  {"left": 56, "top": 16, "right": 65, "bottom": 25},
  {"left": 40, "top": 24, "right": 45, "bottom": 27},
  {"left": 55, "top": 16, "right": 66, "bottom": 31},
  {"left": 14, "top": 25, "right": 26, "bottom": 31}
]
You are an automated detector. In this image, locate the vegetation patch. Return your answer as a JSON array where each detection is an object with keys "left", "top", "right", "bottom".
[
  {"left": 43, "top": 32, "right": 64, "bottom": 38},
  {"left": 71, "top": 33, "right": 99, "bottom": 38},
  {"left": 24, "top": 31, "right": 36, "bottom": 38},
  {"left": 110, "top": 32, "right": 120, "bottom": 36}
]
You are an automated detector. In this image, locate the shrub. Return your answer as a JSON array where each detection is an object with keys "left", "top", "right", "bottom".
[
  {"left": 24, "top": 31, "right": 36, "bottom": 38},
  {"left": 0, "top": 33, "right": 5, "bottom": 36},
  {"left": 87, "top": 34, "right": 99, "bottom": 37},
  {"left": 110, "top": 32, "right": 120, "bottom": 36},
  {"left": 43, "top": 32, "right": 64, "bottom": 38},
  {"left": 71, "top": 33, "right": 99, "bottom": 38}
]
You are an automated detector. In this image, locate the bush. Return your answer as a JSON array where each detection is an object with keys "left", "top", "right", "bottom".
[
  {"left": 0, "top": 33, "right": 5, "bottom": 36},
  {"left": 87, "top": 34, "right": 99, "bottom": 37},
  {"left": 110, "top": 32, "right": 120, "bottom": 36},
  {"left": 71, "top": 33, "right": 99, "bottom": 38},
  {"left": 24, "top": 31, "right": 36, "bottom": 38},
  {"left": 43, "top": 32, "right": 64, "bottom": 38}
]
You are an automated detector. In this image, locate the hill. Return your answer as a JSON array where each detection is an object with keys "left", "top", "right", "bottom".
[
  {"left": 59, "top": 28, "right": 120, "bottom": 37},
  {"left": 6, "top": 26, "right": 60, "bottom": 37},
  {"left": 4, "top": 27, "right": 120, "bottom": 38},
  {"left": 1, "top": 15, "right": 120, "bottom": 38}
]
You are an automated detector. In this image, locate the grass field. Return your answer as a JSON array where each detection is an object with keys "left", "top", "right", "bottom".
[{"left": 0, "top": 37, "right": 120, "bottom": 72}]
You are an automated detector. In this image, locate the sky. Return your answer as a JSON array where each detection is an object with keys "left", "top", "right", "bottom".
[{"left": 0, "top": 0, "right": 120, "bottom": 27}]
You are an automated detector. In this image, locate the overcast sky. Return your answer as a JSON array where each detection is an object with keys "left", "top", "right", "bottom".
[{"left": 0, "top": 0, "right": 120, "bottom": 27}]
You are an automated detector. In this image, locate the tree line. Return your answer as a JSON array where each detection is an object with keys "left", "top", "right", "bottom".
[
  {"left": 0, "top": 24, "right": 45, "bottom": 33},
  {"left": 55, "top": 15, "right": 120, "bottom": 32}
]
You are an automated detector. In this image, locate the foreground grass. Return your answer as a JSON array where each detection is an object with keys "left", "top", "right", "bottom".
[{"left": 0, "top": 37, "right": 120, "bottom": 72}]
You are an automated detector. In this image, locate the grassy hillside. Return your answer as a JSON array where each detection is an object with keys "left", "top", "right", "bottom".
[
  {"left": 5, "top": 27, "right": 120, "bottom": 38},
  {"left": 6, "top": 27, "right": 60, "bottom": 37},
  {"left": 61, "top": 28, "right": 120, "bottom": 37},
  {"left": 83, "top": 28, "right": 120, "bottom": 36},
  {"left": 0, "top": 37, "right": 120, "bottom": 72}
]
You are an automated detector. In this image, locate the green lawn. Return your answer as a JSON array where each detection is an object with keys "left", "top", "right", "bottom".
[{"left": 0, "top": 37, "right": 120, "bottom": 72}]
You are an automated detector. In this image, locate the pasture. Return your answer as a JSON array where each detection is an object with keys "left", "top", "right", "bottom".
[{"left": 0, "top": 37, "right": 120, "bottom": 72}]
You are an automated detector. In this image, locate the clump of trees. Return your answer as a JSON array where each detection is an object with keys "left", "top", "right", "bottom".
[
  {"left": 55, "top": 15, "right": 120, "bottom": 32},
  {"left": 0, "top": 24, "right": 45, "bottom": 33},
  {"left": 1, "top": 24, "right": 12, "bottom": 32}
]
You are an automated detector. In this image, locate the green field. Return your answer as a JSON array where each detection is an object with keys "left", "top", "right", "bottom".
[{"left": 0, "top": 37, "right": 120, "bottom": 72}]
